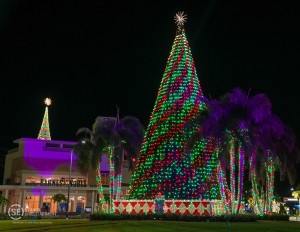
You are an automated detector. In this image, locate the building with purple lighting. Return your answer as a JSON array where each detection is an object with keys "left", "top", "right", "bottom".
[
  {"left": 0, "top": 99, "right": 133, "bottom": 214},
  {"left": 0, "top": 137, "right": 132, "bottom": 214}
]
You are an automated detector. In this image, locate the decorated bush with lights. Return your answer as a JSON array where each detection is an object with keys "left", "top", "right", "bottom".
[{"left": 128, "top": 12, "right": 219, "bottom": 200}]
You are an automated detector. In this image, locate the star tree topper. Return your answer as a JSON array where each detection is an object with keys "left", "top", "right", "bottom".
[
  {"left": 44, "top": 98, "right": 52, "bottom": 106},
  {"left": 174, "top": 11, "right": 187, "bottom": 26}
]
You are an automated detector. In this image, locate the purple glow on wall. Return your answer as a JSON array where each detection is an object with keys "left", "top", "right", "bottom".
[
  {"left": 17, "top": 137, "right": 109, "bottom": 177},
  {"left": 101, "top": 155, "right": 109, "bottom": 170},
  {"left": 19, "top": 138, "right": 76, "bottom": 177},
  {"left": 12, "top": 138, "right": 110, "bottom": 197}
]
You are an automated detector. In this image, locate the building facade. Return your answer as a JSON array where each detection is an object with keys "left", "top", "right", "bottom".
[{"left": 0, "top": 137, "right": 132, "bottom": 214}]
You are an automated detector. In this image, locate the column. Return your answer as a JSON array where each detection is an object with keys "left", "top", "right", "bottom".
[
  {"left": 39, "top": 190, "right": 44, "bottom": 212},
  {"left": 73, "top": 191, "right": 78, "bottom": 212},
  {"left": 20, "top": 189, "right": 26, "bottom": 209},
  {"left": 91, "top": 190, "right": 95, "bottom": 212},
  {"left": 21, "top": 174, "right": 26, "bottom": 186},
  {"left": 3, "top": 189, "right": 9, "bottom": 213},
  {"left": 18, "top": 190, "right": 22, "bottom": 205},
  {"left": 86, "top": 191, "right": 93, "bottom": 212}
]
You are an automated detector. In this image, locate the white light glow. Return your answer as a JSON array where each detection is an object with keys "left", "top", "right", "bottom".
[
  {"left": 44, "top": 98, "right": 52, "bottom": 106},
  {"left": 174, "top": 11, "right": 187, "bottom": 26}
]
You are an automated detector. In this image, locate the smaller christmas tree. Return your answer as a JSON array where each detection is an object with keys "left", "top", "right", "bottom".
[{"left": 37, "top": 98, "right": 52, "bottom": 140}]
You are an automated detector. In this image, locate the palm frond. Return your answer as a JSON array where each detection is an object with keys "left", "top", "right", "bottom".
[
  {"left": 248, "top": 93, "right": 272, "bottom": 123},
  {"left": 76, "top": 128, "right": 91, "bottom": 136},
  {"left": 287, "top": 166, "right": 297, "bottom": 186},
  {"left": 73, "top": 140, "right": 94, "bottom": 175}
]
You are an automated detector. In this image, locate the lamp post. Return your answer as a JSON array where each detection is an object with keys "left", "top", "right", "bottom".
[
  {"left": 297, "top": 195, "right": 300, "bottom": 218},
  {"left": 66, "top": 149, "right": 73, "bottom": 219},
  {"left": 66, "top": 140, "right": 85, "bottom": 219}
]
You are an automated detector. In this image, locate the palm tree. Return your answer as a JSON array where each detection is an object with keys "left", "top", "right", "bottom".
[
  {"left": 196, "top": 88, "right": 256, "bottom": 214},
  {"left": 186, "top": 91, "right": 244, "bottom": 213},
  {"left": 186, "top": 87, "right": 300, "bottom": 215},
  {"left": 249, "top": 116, "right": 300, "bottom": 214},
  {"left": 74, "top": 114, "right": 144, "bottom": 213},
  {"left": 92, "top": 115, "right": 144, "bottom": 211},
  {"left": 52, "top": 193, "right": 67, "bottom": 212},
  {"left": 73, "top": 126, "right": 107, "bottom": 212}
]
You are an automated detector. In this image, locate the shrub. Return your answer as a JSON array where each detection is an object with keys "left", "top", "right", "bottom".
[
  {"left": 259, "top": 213, "right": 289, "bottom": 221},
  {"left": 0, "top": 213, "right": 10, "bottom": 220},
  {"left": 90, "top": 213, "right": 260, "bottom": 222}
]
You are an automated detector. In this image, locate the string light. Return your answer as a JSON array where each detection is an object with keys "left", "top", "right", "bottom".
[
  {"left": 116, "top": 174, "right": 122, "bottom": 200},
  {"left": 229, "top": 138, "right": 236, "bottom": 213},
  {"left": 96, "top": 163, "right": 107, "bottom": 213},
  {"left": 237, "top": 143, "right": 244, "bottom": 212},
  {"left": 249, "top": 156, "right": 263, "bottom": 215},
  {"left": 265, "top": 155, "right": 275, "bottom": 215},
  {"left": 109, "top": 146, "right": 115, "bottom": 213}
]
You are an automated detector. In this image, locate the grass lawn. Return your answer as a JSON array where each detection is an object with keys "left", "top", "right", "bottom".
[{"left": 0, "top": 219, "right": 299, "bottom": 232}]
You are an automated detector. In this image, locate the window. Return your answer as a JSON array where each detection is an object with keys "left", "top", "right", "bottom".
[
  {"left": 25, "top": 195, "right": 40, "bottom": 213},
  {"left": 62, "top": 144, "right": 74, "bottom": 149},
  {"left": 25, "top": 176, "right": 41, "bottom": 184},
  {"left": 45, "top": 143, "right": 60, "bottom": 148}
]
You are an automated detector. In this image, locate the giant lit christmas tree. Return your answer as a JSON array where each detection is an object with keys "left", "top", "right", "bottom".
[
  {"left": 129, "top": 12, "right": 219, "bottom": 200},
  {"left": 37, "top": 98, "right": 52, "bottom": 140}
]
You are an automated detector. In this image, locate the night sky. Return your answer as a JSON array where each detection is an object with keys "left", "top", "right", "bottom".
[{"left": 0, "top": 1, "right": 299, "bottom": 194}]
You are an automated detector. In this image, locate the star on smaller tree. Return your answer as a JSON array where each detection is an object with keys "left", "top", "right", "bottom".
[{"left": 44, "top": 98, "right": 52, "bottom": 106}]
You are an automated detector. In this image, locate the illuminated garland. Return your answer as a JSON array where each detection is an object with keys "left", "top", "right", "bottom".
[{"left": 129, "top": 16, "right": 219, "bottom": 200}]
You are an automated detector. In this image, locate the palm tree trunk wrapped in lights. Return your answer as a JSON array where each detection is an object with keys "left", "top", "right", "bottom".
[
  {"left": 265, "top": 156, "right": 275, "bottom": 215},
  {"left": 229, "top": 139, "right": 236, "bottom": 214},
  {"left": 217, "top": 163, "right": 230, "bottom": 214},
  {"left": 236, "top": 144, "right": 245, "bottom": 214},
  {"left": 108, "top": 146, "right": 115, "bottom": 213},
  {"left": 249, "top": 156, "right": 263, "bottom": 215},
  {"left": 96, "top": 163, "right": 107, "bottom": 213},
  {"left": 116, "top": 174, "right": 122, "bottom": 200}
]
